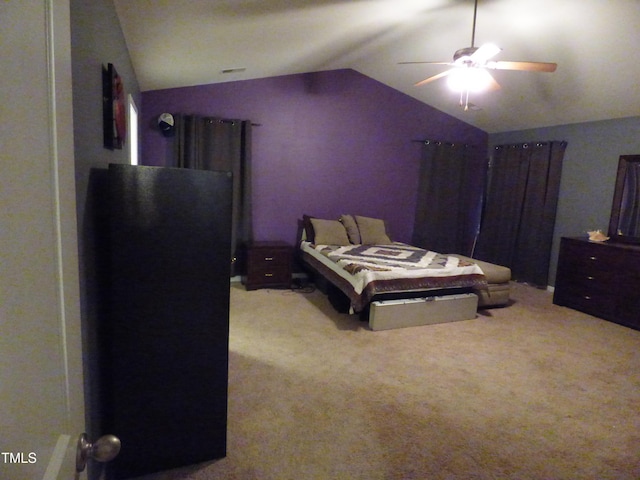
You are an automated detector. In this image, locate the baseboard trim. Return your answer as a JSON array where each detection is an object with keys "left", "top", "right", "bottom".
[{"left": 231, "top": 273, "right": 308, "bottom": 285}]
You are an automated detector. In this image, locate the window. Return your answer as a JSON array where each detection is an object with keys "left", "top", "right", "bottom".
[{"left": 128, "top": 94, "right": 139, "bottom": 165}]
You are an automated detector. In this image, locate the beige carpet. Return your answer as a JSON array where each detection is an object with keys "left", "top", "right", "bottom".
[{"left": 133, "top": 282, "right": 640, "bottom": 480}]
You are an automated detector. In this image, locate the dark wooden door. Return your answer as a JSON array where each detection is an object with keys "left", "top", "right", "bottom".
[{"left": 105, "top": 164, "right": 232, "bottom": 479}]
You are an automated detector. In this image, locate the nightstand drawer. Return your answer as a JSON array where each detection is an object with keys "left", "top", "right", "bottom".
[
  {"left": 246, "top": 267, "right": 290, "bottom": 285},
  {"left": 243, "top": 241, "right": 292, "bottom": 290},
  {"left": 247, "top": 249, "right": 290, "bottom": 268}
]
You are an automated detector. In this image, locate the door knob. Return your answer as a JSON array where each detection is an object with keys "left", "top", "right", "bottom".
[{"left": 75, "top": 433, "right": 121, "bottom": 472}]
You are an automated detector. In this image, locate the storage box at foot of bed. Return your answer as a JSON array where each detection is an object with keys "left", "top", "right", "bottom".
[{"left": 369, "top": 293, "right": 478, "bottom": 331}]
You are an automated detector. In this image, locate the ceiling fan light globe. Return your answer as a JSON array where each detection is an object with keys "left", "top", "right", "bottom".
[{"left": 447, "top": 67, "right": 494, "bottom": 93}]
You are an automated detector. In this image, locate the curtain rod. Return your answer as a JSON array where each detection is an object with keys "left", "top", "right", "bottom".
[
  {"left": 178, "top": 114, "right": 261, "bottom": 127},
  {"left": 494, "top": 140, "right": 567, "bottom": 149},
  {"left": 412, "top": 139, "right": 477, "bottom": 148},
  {"left": 214, "top": 118, "right": 261, "bottom": 127}
]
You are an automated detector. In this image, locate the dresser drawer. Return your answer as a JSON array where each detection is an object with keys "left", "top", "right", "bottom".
[
  {"left": 557, "top": 267, "right": 617, "bottom": 291},
  {"left": 558, "top": 239, "right": 621, "bottom": 270},
  {"left": 619, "top": 250, "right": 640, "bottom": 283},
  {"left": 555, "top": 285, "right": 618, "bottom": 317}
]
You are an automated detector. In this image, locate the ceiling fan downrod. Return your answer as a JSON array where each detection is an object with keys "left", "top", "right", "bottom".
[{"left": 470, "top": 0, "right": 479, "bottom": 48}]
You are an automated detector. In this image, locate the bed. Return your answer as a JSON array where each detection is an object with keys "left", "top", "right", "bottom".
[{"left": 298, "top": 214, "right": 488, "bottom": 315}]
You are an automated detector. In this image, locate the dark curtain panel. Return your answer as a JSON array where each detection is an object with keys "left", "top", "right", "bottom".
[
  {"left": 175, "top": 115, "right": 253, "bottom": 276},
  {"left": 412, "top": 141, "right": 484, "bottom": 256},
  {"left": 475, "top": 141, "right": 567, "bottom": 286}
]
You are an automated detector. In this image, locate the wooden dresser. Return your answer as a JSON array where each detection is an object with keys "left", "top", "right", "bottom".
[
  {"left": 243, "top": 241, "right": 292, "bottom": 290},
  {"left": 553, "top": 236, "right": 640, "bottom": 330}
]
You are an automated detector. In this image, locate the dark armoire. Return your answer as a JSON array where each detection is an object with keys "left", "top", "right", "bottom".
[{"left": 104, "top": 164, "right": 232, "bottom": 479}]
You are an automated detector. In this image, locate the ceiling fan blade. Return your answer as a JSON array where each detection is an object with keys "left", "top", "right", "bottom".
[
  {"left": 471, "top": 43, "right": 501, "bottom": 62},
  {"left": 398, "top": 61, "right": 452, "bottom": 65},
  {"left": 488, "top": 61, "right": 557, "bottom": 72},
  {"left": 414, "top": 70, "right": 453, "bottom": 87}
]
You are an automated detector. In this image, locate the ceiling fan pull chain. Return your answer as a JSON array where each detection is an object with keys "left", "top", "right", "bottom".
[{"left": 458, "top": 89, "right": 471, "bottom": 111}]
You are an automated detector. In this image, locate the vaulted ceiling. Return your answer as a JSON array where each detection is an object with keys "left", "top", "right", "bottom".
[{"left": 114, "top": 0, "right": 640, "bottom": 133}]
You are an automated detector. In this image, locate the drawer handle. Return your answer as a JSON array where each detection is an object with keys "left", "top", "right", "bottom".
[
  {"left": 584, "top": 295, "right": 591, "bottom": 300},
  {"left": 264, "top": 273, "right": 274, "bottom": 277},
  {"left": 587, "top": 276, "right": 595, "bottom": 280},
  {"left": 264, "top": 257, "right": 274, "bottom": 261},
  {"left": 589, "top": 256, "right": 597, "bottom": 261}
]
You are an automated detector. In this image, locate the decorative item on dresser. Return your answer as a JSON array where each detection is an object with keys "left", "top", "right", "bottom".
[
  {"left": 553, "top": 237, "right": 640, "bottom": 330},
  {"left": 243, "top": 241, "right": 293, "bottom": 290}
]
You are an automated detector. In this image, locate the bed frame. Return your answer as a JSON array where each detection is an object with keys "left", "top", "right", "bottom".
[{"left": 299, "top": 246, "right": 476, "bottom": 320}]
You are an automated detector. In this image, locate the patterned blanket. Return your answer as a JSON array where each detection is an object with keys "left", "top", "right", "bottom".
[{"left": 307, "top": 242, "right": 487, "bottom": 312}]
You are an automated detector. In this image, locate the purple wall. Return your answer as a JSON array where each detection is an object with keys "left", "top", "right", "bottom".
[{"left": 141, "top": 69, "right": 487, "bottom": 245}]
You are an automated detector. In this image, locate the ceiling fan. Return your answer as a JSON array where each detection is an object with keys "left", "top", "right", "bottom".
[{"left": 400, "top": 0, "right": 557, "bottom": 111}]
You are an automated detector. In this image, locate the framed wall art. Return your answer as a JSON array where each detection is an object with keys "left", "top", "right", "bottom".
[{"left": 103, "top": 63, "right": 126, "bottom": 149}]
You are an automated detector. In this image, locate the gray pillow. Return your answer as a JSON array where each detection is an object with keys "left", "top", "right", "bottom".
[
  {"left": 355, "top": 216, "right": 391, "bottom": 245},
  {"left": 310, "top": 218, "right": 351, "bottom": 245},
  {"left": 340, "top": 214, "right": 361, "bottom": 244}
]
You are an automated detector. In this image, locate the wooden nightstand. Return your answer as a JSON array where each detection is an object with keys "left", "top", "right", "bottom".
[{"left": 243, "top": 241, "right": 293, "bottom": 290}]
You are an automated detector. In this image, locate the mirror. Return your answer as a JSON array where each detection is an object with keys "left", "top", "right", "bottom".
[{"left": 608, "top": 155, "right": 640, "bottom": 244}]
